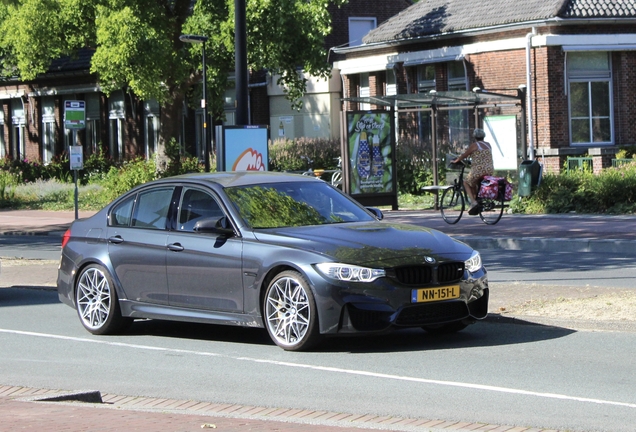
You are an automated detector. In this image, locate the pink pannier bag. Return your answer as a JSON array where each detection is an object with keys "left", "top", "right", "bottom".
[{"left": 478, "top": 176, "right": 513, "bottom": 201}]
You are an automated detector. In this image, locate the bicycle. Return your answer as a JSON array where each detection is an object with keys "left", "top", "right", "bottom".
[
  {"left": 300, "top": 156, "right": 343, "bottom": 189},
  {"left": 439, "top": 159, "right": 506, "bottom": 225}
]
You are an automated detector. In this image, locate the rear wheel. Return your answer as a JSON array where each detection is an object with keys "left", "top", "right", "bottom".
[
  {"left": 75, "top": 264, "right": 131, "bottom": 335},
  {"left": 264, "top": 270, "right": 321, "bottom": 351},
  {"left": 478, "top": 197, "right": 505, "bottom": 225},
  {"left": 440, "top": 187, "right": 464, "bottom": 224}
]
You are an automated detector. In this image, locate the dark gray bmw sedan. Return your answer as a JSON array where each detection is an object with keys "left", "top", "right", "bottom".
[{"left": 57, "top": 171, "right": 488, "bottom": 351}]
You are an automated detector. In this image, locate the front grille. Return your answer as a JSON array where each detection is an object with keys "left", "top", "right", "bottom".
[
  {"left": 394, "top": 266, "right": 433, "bottom": 285},
  {"left": 395, "top": 301, "right": 469, "bottom": 326},
  {"left": 393, "top": 261, "right": 464, "bottom": 286},
  {"left": 438, "top": 262, "right": 465, "bottom": 283}
]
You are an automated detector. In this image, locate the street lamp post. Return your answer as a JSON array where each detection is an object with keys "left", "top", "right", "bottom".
[{"left": 180, "top": 34, "right": 210, "bottom": 172}]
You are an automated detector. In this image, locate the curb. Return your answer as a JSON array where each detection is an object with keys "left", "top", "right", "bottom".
[
  {"left": 485, "top": 313, "right": 636, "bottom": 333},
  {"left": 457, "top": 236, "right": 636, "bottom": 254}
]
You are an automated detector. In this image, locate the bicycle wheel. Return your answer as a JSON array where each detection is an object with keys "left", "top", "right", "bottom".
[
  {"left": 478, "top": 197, "right": 505, "bottom": 225},
  {"left": 440, "top": 187, "right": 465, "bottom": 224}
]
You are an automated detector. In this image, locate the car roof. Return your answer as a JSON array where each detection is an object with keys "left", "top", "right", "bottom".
[{"left": 152, "top": 171, "right": 320, "bottom": 188}]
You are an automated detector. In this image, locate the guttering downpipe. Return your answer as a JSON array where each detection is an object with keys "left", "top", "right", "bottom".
[{"left": 526, "top": 27, "right": 536, "bottom": 160}]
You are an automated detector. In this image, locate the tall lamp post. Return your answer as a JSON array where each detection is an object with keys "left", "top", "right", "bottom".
[{"left": 180, "top": 34, "right": 210, "bottom": 172}]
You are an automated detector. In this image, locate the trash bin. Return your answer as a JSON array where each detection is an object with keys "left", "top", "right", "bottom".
[{"left": 518, "top": 159, "right": 542, "bottom": 197}]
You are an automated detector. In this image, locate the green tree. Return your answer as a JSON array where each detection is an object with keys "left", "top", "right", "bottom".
[{"left": 0, "top": 0, "right": 345, "bottom": 163}]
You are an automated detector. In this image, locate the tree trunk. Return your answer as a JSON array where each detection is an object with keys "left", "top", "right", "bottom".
[{"left": 156, "top": 92, "right": 185, "bottom": 173}]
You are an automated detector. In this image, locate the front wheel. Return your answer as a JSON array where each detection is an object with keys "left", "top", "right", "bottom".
[
  {"left": 264, "top": 270, "right": 321, "bottom": 351},
  {"left": 440, "top": 187, "right": 465, "bottom": 224},
  {"left": 75, "top": 264, "right": 131, "bottom": 335},
  {"left": 478, "top": 197, "right": 505, "bottom": 225}
]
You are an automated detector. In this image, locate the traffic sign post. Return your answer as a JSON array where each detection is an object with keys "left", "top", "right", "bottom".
[{"left": 65, "top": 101, "right": 86, "bottom": 219}]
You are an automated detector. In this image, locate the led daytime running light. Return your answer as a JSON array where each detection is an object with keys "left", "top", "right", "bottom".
[{"left": 316, "top": 263, "right": 385, "bottom": 282}]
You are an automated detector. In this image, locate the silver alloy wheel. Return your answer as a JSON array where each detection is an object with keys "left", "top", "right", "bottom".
[
  {"left": 77, "top": 267, "right": 112, "bottom": 330},
  {"left": 265, "top": 275, "right": 311, "bottom": 347}
]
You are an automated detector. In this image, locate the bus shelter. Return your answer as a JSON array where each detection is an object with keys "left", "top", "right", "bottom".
[{"left": 341, "top": 89, "right": 525, "bottom": 209}]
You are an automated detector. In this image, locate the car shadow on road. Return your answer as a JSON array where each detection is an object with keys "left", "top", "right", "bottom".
[
  {"left": 0, "top": 287, "right": 59, "bottom": 307},
  {"left": 122, "top": 316, "right": 575, "bottom": 353}
]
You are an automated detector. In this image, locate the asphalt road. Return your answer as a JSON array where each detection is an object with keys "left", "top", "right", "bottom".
[{"left": 1, "top": 287, "right": 636, "bottom": 432}]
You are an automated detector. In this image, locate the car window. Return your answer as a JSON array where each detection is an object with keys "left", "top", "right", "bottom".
[
  {"left": 131, "top": 188, "right": 174, "bottom": 230},
  {"left": 225, "top": 181, "right": 374, "bottom": 229},
  {"left": 110, "top": 196, "right": 135, "bottom": 227},
  {"left": 178, "top": 188, "right": 223, "bottom": 231}
]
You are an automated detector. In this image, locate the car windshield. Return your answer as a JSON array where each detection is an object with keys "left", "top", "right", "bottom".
[{"left": 225, "top": 181, "right": 376, "bottom": 229}]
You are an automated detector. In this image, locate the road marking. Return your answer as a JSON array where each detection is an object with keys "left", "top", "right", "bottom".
[{"left": 2, "top": 327, "right": 636, "bottom": 409}]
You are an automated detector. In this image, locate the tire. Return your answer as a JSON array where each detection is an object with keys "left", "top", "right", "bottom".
[
  {"left": 75, "top": 264, "right": 131, "bottom": 335},
  {"left": 478, "top": 197, "right": 505, "bottom": 225},
  {"left": 422, "top": 321, "right": 468, "bottom": 334},
  {"left": 440, "top": 187, "right": 464, "bottom": 224},
  {"left": 331, "top": 171, "right": 343, "bottom": 189},
  {"left": 264, "top": 270, "right": 321, "bottom": 351}
]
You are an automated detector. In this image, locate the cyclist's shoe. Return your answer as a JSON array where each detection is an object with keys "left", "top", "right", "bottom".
[{"left": 468, "top": 204, "right": 481, "bottom": 215}]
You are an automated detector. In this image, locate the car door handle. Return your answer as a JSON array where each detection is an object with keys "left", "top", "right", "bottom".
[
  {"left": 108, "top": 236, "right": 124, "bottom": 244},
  {"left": 167, "top": 243, "right": 184, "bottom": 252}
]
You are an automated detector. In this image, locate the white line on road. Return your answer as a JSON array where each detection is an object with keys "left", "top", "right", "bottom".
[{"left": 2, "top": 327, "right": 636, "bottom": 409}]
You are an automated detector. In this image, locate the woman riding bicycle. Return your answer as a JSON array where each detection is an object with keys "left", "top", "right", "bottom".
[{"left": 451, "top": 128, "right": 494, "bottom": 215}]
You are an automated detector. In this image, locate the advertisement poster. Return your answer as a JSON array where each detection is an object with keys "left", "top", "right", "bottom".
[
  {"left": 222, "top": 126, "right": 269, "bottom": 171},
  {"left": 347, "top": 112, "right": 393, "bottom": 194}
]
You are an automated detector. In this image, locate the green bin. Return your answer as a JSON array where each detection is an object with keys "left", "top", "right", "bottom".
[{"left": 518, "top": 159, "right": 542, "bottom": 197}]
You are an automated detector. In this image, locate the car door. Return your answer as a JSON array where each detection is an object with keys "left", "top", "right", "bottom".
[
  {"left": 107, "top": 186, "right": 174, "bottom": 305},
  {"left": 166, "top": 187, "right": 244, "bottom": 312}
]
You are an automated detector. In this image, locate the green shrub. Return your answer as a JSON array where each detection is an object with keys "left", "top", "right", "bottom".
[
  {"left": 395, "top": 138, "right": 434, "bottom": 194},
  {"left": 269, "top": 138, "right": 340, "bottom": 172},
  {"left": 515, "top": 162, "right": 636, "bottom": 214},
  {"left": 101, "top": 158, "right": 157, "bottom": 201}
]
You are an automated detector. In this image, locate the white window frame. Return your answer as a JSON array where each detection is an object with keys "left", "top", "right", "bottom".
[
  {"left": 85, "top": 93, "right": 101, "bottom": 156},
  {"left": 108, "top": 91, "right": 126, "bottom": 159},
  {"left": 567, "top": 51, "right": 613, "bottom": 146},
  {"left": 41, "top": 96, "right": 55, "bottom": 164},
  {"left": 144, "top": 99, "right": 160, "bottom": 160}
]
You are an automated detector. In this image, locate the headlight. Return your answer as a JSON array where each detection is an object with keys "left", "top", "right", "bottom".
[
  {"left": 315, "top": 263, "right": 386, "bottom": 282},
  {"left": 465, "top": 250, "right": 482, "bottom": 273}
]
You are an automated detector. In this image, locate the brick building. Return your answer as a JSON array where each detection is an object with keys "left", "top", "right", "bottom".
[
  {"left": 0, "top": 0, "right": 412, "bottom": 165},
  {"left": 332, "top": 0, "right": 636, "bottom": 173}
]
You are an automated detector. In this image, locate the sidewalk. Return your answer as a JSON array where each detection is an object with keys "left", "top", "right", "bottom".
[{"left": 0, "top": 385, "right": 560, "bottom": 432}]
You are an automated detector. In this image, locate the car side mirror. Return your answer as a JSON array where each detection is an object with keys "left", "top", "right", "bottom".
[
  {"left": 366, "top": 207, "right": 384, "bottom": 220},
  {"left": 193, "top": 216, "right": 234, "bottom": 236}
]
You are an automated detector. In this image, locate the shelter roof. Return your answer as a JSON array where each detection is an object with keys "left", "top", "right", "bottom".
[{"left": 343, "top": 90, "right": 523, "bottom": 110}]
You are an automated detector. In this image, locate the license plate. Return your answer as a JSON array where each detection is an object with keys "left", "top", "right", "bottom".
[{"left": 411, "top": 285, "right": 460, "bottom": 303}]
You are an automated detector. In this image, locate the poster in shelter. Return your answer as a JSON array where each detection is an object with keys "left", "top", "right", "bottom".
[{"left": 347, "top": 112, "right": 393, "bottom": 194}]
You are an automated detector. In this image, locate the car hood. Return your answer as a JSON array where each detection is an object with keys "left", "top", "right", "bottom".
[{"left": 251, "top": 221, "right": 474, "bottom": 267}]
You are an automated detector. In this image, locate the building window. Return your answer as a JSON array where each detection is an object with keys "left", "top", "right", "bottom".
[
  {"left": 348, "top": 17, "right": 376, "bottom": 47},
  {"left": 417, "top": 65, "right": 436, "bottom": 144},
  {"left": 417, "top": 65, "right": 435, "bottom": 93},
  {"left": 11, "top": 99, "right": 25, "bottom": 160},
  {"left": 447, "top": 61, "right": 468, "bottom": 145},
  {"left": 359, "top": 73, "right": 370, "bottom": 111},
  {"left": 85, "top": 93, "right": 101, "bottom": 156},
  {"left": 42, "top": 97, "right": 55, "bottom": 164},
  {"left": 109, "top": 91, "right": 126, "bottom": 159},
  {"left": 386, "top": 70, "right": 397, "bottom": 96},
  {"left": 567, "top": 51, "right": 612, "bottom": 145},
  {"left": 0, "top": 109, "right": 5, "bottom": 159},
  {"left": 144, "top": 99, "right": 160, "bottom": 160}
]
